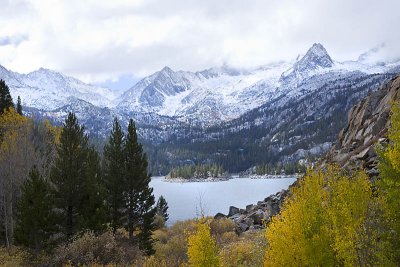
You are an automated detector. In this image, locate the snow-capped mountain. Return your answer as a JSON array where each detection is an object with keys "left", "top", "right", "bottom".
[
  {"left": 116, "top": 63, "right": 292, "bottom": 124},
  {"left": 1, "top": 66, "right": 119, "bottom": 111},
  {"left": 115, "top": 43, "right": 399, "bottom": 126},
  {"left": 1, "top": 42, "right": 400, "bottom": 173},
  {"left": 1, "top": 43, "right": 399, "bottom": 141}
]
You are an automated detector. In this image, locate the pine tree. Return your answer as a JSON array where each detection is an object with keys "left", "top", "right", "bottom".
[
  {"left": 125, "top": 119, "right": 156, "bottom": 254},
  {"left": 156, "top": 195, "right": 169, "bottom": 223},
  {"left": 15, "top": 166, "right": 57, "bottom": 254},
  {"left": 16, "top": 96, "right": 22, "bottom": 115},
  {"left": 0, "top": 79, "right": 14, "bottom": 114},
  {"left": 104, "top": 117, "right": 125, "bottom": 233},
  {"left": 79, "top": 147, "right": 107, "bottom": 233},
  {"left": 50, "top": 112, "right": 88, "bottom": 238}
]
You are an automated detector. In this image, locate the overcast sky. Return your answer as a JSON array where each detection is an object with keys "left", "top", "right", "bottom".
[{"left": 0, "top": 0, "right": 399, "bottom": 89}]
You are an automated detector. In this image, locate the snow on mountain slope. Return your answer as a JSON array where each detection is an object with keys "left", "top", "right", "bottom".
[
  {"left": 116, "top": 43, "right": 399, "bottom": 125},
  {"left": 1, "top": 43, "right": 400, "bottom": 130},
  {"left": 117, "top": 62, "right": 292, "bottom": 124},
  {"left": 0, "top": 66, "right": 120, "bottom": 110}
]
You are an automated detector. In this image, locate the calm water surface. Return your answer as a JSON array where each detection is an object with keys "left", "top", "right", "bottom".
[{"left": 150, "top": 176, "right": 296, "bottom": 225}]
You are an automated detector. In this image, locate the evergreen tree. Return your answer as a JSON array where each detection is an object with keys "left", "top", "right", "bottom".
[
  {"left": 156, "top": 195, "right": 169, "bottom": 223},
  {"left": 0, "top": 79, "right": 13, "bottom": 114},
  {"left": 50, "top": 112, "right": 88, "bottom": 238},
  {"left": 104, "top": 117, "right": 125, "bottom": 233},
  {"left": 15, "top": 166, "right": 57, "bottom": 254},
  {"left": 125, "top": 119, "right": 156, "bottom": 255},
  {"left": 79, "top": 147, "right": 107, "bottom": 233},
  {"left": 16, "top": 96, "right": 22, "bottom": 115}
]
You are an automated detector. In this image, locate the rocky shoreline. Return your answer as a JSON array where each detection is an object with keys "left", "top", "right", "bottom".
[{"left": 215, "top": 189, "right": 290, "bottom": 233}]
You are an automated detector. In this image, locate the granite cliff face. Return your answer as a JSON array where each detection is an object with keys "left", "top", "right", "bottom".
[{"left": 326, "top": 75, "right": 400, "bottom": 177}]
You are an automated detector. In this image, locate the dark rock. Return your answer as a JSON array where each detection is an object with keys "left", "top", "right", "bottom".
[
  {"left": 229, "top": 213, "right": 240, "bottom": 221},
  {"left": 246, "top": 204, "right": 255, "bottom": 213},
  {"left": 249, "top": 225, "right": 264, "bottom": 231},
  {"left": 228, "top": 206, "right": 240, "bottom": 217},
  {"left": 214, "top": 213, "right": 226, "bottom": 219},
  {"left": 238, "top": 223, "right": 249, "bottom": 232},
  {"left": 249, "top": 209, "right": 265, "bottom": 225},
  {"left": 243, "top": 217, "right": 254, "bottom": 226}
]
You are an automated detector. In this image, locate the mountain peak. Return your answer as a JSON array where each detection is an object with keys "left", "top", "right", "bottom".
[
  {"left": 299, "top": 43, "right": 333, "bottom": 68},
  {"left": 160, "top": 66, "right": 174, "bottom": 74},
  {"left": 307, "top": 43, "right": 329, "bottom": 57},
  {"left": 28, "top": 67, "right": 63, "bottom": 78},
  {"left": 280, "top": 43, "right": 333, "bottom": 82}
]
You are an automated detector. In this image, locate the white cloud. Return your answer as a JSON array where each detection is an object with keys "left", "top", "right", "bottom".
[{"left": 0, "top": 0, "right": 399, "bottom": 84}]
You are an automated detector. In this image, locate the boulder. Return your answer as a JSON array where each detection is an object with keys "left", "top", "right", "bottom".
[
  {"left": 228, "top": 206, "right": 240, "bottom": 217},
  {"left": 249, "top": 209, "right": 265, "bottom": 225},
  {"left": 246, "top": 204, "right": 254, "bottom": 213},
  {"left": 229, "top": 213, "right": 240, "bottom": 221},
  {"left": 237, "top": 222, "right": 249, "bottom": 232}
]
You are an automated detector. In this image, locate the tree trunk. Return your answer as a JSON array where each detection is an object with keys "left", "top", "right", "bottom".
[
  {"left": 67, "top": 204, "right": 73, "bottom": 237},
  {"left": 3, "top": 195, "right": 9, "bottom": 248},
  {"left": 128, "top": 192, "right": 133, "bottom": 239}
]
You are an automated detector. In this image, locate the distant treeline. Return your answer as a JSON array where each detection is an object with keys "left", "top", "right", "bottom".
[
  {"left": 168, "top": 163, "right": 227, "bottom": 179},
  {"left": 255, "top": 162, "right": 306, "bottom": 175}
]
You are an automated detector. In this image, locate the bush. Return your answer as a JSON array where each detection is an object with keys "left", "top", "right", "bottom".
[
  {"left": 210, "top": 218, "right": 236, "bottom": 238},
  {"left": 220, "top": 240, "right": 261, "bottom": 267},
  {"left": 151, "top": 219, "right": 197, "bottom": 266},
  {"left": 52, "top": 230, "right": 124, "bottom": 266},
  {"left": 220, "top": 230, "right": 266, "bottom": 267},
  {"left": 0, "top": 247, "right": 28, "bottom": 267}
]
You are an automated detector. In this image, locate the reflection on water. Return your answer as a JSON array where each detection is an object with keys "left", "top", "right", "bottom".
[{"left": 150, "top": 177, "right": 296, "bottom": 225}]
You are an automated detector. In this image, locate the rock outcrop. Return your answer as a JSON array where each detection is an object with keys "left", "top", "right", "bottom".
[
  {"left": 325, "top": 75, "right": 400, "bottom": 177},
  {"left": 215, "top": 189, "right": 289, "bottom": 233}
]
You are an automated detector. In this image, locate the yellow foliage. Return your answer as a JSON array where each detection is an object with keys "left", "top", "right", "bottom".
[
  {"left": 187, "top": 219, "right": 219, "bottom": 267},
  {"left": 377, "top": 102, "right": 400, "bottom": 262},
  {"left": 0, "top": 108, "right": 28, "bottom": 159},
  {"left": 385, "top": 103, "right": 400, "bottom": 172},
  {"left": 219, "top": 231, "right": 265, "bottom": 267},
  {"left": 43, "top": 118, "right": 62, "bottom": 145},
  {"left": 264, "top": 165, "right": 373, "bottom": 266},
  {"left": 326, "top": 170, "right": 372, "bottom": 265}
]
